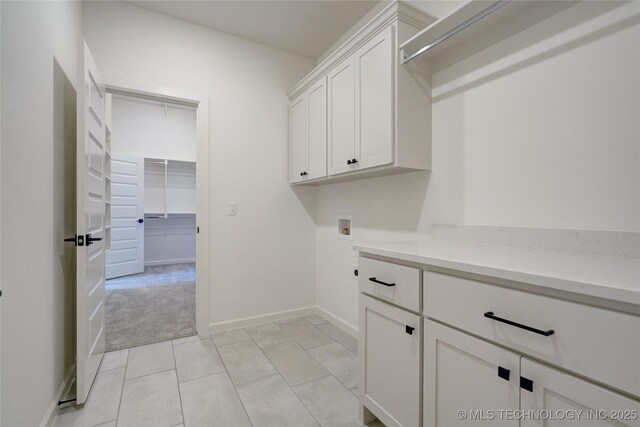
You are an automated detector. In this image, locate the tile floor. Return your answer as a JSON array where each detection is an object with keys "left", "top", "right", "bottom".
[{"left": 54, "top": 314, "right": 384, "bottom": 427}]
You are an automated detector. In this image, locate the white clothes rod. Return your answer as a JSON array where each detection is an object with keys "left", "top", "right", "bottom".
[{"left": 402, "top": 0, "right": 511, "bottom": 64}]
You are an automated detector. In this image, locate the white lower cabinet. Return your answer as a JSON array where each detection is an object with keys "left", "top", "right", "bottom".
[
  {"left": 360, "top": 293, "right": 421, "bottom": 427},
  {"left": 521, "top": 358, "right": 640, "bottom": 427},
  {"left": 424, "top": 319, "right": 520, "bottom": 427}
]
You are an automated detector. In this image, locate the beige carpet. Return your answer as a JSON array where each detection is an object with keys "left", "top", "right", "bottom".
[{"left": 105, "top": 264, "right": 196, "bottom": 351}]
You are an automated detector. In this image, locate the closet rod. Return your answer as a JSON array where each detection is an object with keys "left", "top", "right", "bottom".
[{"left": 402, "top": 0, "right": 511, "bottom": 64}]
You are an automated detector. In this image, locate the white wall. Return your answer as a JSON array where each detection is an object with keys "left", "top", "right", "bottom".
[
  {"left": 316, "top": 1, "right": 640, "bottom": 330},
  {"left": 83, "top": 1, "right": 318, "bottom": 327},
  {"left": 111, "top": 94, "right": 197, "bottom": 162},
  {"left": 1, "top": 1, "right": 82, "bottom": 426}
]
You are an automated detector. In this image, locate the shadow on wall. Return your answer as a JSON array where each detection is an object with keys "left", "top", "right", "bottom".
[
  {"left": 315, "top": 171, "right": 432, "bottom": 234},
  {"left": 53, "top": 58, "right": 77, "bottom": 374},
  {"left": 432, "top": 1, "right": 638, "bottom": 100}
]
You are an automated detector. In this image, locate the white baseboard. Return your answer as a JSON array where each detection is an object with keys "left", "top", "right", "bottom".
[
  {"left": 208, "top": 305, "right": 359, "bottom": 338},
  {"left": 144, "top": 258, "right": 196, "bottom": 267},
  {"left": 315, "top": 306, "right": 358, "bottom": 338},
  {"left": 209, "top": 306, "right": 316, "bottom": 333},
  {"left": 40, "top": 364, "right": 76, "bottom": 427}
]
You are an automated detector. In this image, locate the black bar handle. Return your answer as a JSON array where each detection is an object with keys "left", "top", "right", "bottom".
[
  {"left": 484, "top": 311, "right": 554, "bottom": 336},
  {"left": 369, "top": 277, "right": 396, "bottom": 287},
  {"left": 351, "top": 158, "right": 358, "bottom": 164}
]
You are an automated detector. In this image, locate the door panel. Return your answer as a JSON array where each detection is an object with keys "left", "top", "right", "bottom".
[
  {"left": 289, "top": 95, "right": 306, "bottom": 183},
  {"left": 306, "top": 78, "right": 327, "bottom": 180},
  {"left": 328, "top": 57, "right": 356, "bottom": 176},
  {"left": 521, "top": 358, "right": 640, "bottom": 427},
  {"left": 356, "top": 25, "right": 394, "bottom": 170},
  {"left": 360, "top": 294, "right": 421, "bottom": 427},
  {"left": 424, "top": 319, "right": 520, "bottom": 427},
  {"left": 106, "top": 156, "right": 144, "bottom": 279},
  {"left": 76, "top": 41, "right": 106, "bottom": 404}
]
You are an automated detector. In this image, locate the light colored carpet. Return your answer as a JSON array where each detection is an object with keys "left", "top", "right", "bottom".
[{"left": 105, "top": 264, "right": 196, "bottom": 351}]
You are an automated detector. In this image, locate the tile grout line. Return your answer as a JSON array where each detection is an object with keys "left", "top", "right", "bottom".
[
  {"left": 114, "top": 347, "right": 131, "bottom": 426},
  {"left": 213, "top": 330, "right": 255, "bottom": 427},
  {"left": 171, "top": 339, "right": 186, "bottom": 426}
]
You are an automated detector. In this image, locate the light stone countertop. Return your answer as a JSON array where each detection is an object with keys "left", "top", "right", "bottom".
[{"left": 354, "top": 233, "right": 640, "bottom": 308}]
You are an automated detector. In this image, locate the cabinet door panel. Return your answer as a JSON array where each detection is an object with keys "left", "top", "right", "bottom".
[
  {"left": 356, "top": 25, "right": 394, "bottom": 170},
  {"left": 521, "top": 358, "right": 640, "bottom": 427},
  {"left": 360, "top": 294, "right": 421, "bottom": 427},
  {"left": 424, "top": 319, "right": 520, "bottom": 427},
  {"left": 306, "top": 78, "right": 327, "bottom": 180},
  {"left": 328, "top": 57, "right": 356, "bottom": 176},
  {"left": 289, "top": 95, "right": 306, "bottom": 183}
]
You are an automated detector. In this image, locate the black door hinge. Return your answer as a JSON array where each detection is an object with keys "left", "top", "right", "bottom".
[
  {"left": 520, "top": 376, "right": 533, "bottom": 392},
  {"left": 405, "top": 325, "right": 415, "bottom": 335},
  {"left": 64, "top": 234, "right": 84, "bottom": 246},
  {"left": 498, "top": 366, "right": 510, "bottom": 381},
  {"left": 197, "top": 226, "right": 200, "bottom": 234}
]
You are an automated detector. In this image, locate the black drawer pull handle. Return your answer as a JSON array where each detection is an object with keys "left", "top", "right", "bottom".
[
  {"left": 369, "top": 277, "right": 395, "bottom": 287},
  {"left": 484, "top": 311, "right": 554, "bottom": 336}
]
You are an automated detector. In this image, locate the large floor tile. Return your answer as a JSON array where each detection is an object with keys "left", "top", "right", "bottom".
[
  {"left": 278, "top": 319, "right": 334, "bottom": 349},
  {"left": 180, "top": 372, "right": 251, "bottom": 427},
  {"left": 293, "top": 376, "right": 361, "bottom": 426},
  {"left": 246, "top": 322, "right": 292, "bottom": 348},
  {"left": 235, "top": 374, "right": 319, "bottom": 427},
  {"left": 303, "top": 314, "right": 327, "bottom": 326},
  {"left": 118, "top": 370, "right": 183, "bottom": 427},
  {"left": 317, "top": 322, "right": 358, "bottom": 351},
  {"left": 99, "top": 349, "right": 129, "bottom": 372},
  {"left": 262, "top": 341, "right": 329, "bottom": 387},
  {"left": 308, "top": 343, "right": 358, "bottom": 389},
  {"left": 54, "top": 368, "right": 125, "bottom": 427},
  {"left": 125, "top": 341, "right": 175, "bottom": 380},
  {"left": 218, "top": 339, "right": 277, "bottom": 385},
  {"left": 172, "top": 334, "right": 202, "bottom": 346},
  {"left": 211, "top": 328, "right": 251, "bottom": 347},
  {"left": 173, "top": 337, "right": 225, "bottom": 383}
]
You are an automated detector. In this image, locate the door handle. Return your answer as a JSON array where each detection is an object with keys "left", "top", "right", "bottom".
[
  {"left": 484, "top": 311, "right": 554, "bottom": 336},
  {"left": 85, "top": 234, "right": 103, "bottom": 246},
  {"left": 347, "top": 159, "right": 352, "bottom": 165},
  {"left": 351, "top": 158, "right": 358, "bottom": 164},
  {"left": 64, "top": 234, "right": 84, "bottom": 246},
  {"left": 369, "top": 277, "right": 395, "bottom": 287},
  {"left": 138, "top": 218, "right": 144, "bottom": 224}
]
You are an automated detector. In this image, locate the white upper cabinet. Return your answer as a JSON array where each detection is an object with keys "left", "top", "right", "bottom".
[
  {"left": 327, "top": 57, "right": 356, "bottom": 176},
  {"left": 306, "top": 78, "right": 328, "bottom": 180},
  {"left": 289, "top": 78, "right": 328, "bottom": 183},
  {"left": 288, "top": 2, "right": 434, "bottom": 185},
  {"left": 289, "top": 94, "right": 307, "bottom": 183},
  {"left": 355, "top": 25, "right": 394, "bottom": 171}
]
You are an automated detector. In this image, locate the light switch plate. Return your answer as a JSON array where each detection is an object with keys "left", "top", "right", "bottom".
[{"left": 229, "top": 202, "right": 237, "bottom": 216}]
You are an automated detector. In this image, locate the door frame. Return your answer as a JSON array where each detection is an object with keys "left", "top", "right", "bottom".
[{"left": 102, "top": 75, "right": 210, "bottom": 337}]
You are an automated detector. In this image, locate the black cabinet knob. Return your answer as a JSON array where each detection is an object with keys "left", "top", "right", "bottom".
[
  {"left": 347, "top": 159, "right": 352, "bottom": 165},
  {"left": 351, "top": 158, "right": 358, "bottom": 164},
  {"left": 138, "top": 218, "right": 144, "bottom": 224}
]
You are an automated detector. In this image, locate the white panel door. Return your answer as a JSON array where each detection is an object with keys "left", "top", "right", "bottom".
[
  {"left": 521, "top": 358, "right": 640, "bottom": 427},
  {"left": 289, "top": 94, "right": 306, "bottom": 183},
  {"left": 359, "top": 294, "right": 421, "bottom": 427},
  {"left": 327, "top": 56, "right": 356, "bottom": 176},
  {"left": 355, "top": 25, "right": 394, "bottom": 170},
  {"left": 76, "top": 41, "right": 106, "bottom": 404},
  {"left": 106, "top": 155, "right": 144, "bottom": 279},
  {"left": 424, "top": 319, "right": 520, "bottom": 427},
  {"left": 306, "top": 77, "right": 327, "bottom": 180}
]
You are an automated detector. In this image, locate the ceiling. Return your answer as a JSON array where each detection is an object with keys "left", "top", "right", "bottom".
[{"left": 126, "top": 0, "right": 382, "bottom": 59}]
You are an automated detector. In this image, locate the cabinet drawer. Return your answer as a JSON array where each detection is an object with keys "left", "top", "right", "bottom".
[
  {"left": 360, "top": 293, "right": 422, "bottom": 427},
  {"left": 424, "top": 270, "right": 640, "bottom": 398},
  {"left": 359, "top": 257, "right": 421, "bottom": 312}
]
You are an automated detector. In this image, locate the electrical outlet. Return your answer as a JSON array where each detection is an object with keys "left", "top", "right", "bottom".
[
  {"left": 229, "top": 202, "right": 237, "bottom": 216},
  {"left": 352, "top": 264, "right": 358, "bottom": 280}
]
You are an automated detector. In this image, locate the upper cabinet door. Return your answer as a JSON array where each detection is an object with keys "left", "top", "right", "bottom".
[
  {"left": 355, "top": 25, "right": 394, "bottom": 170},
  {"left": 327, "top": 56, "right": 356, "bottom": 176},
  {"left": 306, "top": 78, "right": 327, "bottom": 180},
  {"left": 289, "top": 94, "right": 306, "bottom": 183}
]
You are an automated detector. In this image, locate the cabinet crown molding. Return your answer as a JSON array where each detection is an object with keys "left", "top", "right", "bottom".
[{"left": 287, "top": 1, "right": 434, "bottom": 100}]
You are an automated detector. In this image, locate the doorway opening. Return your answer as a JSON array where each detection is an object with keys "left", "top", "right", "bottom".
[{"left": 104, "top": 93, "right": 198, "bottom": 351}]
